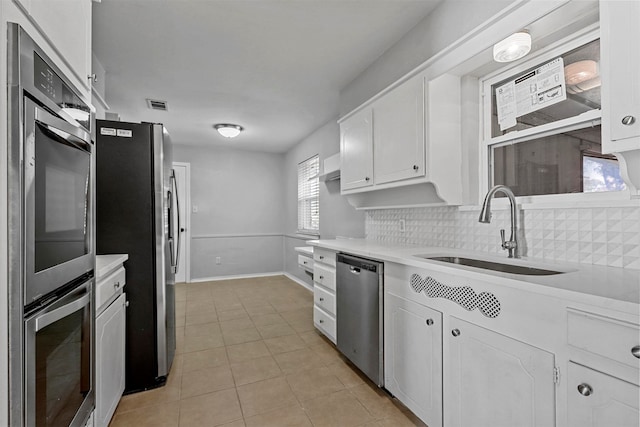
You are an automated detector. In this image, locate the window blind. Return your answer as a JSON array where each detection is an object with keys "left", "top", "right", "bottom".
[{"left": 297, "top": 155, "right": 320, "bottom": 234}]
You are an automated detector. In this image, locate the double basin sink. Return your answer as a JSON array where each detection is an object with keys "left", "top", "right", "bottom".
[{"left": 417, "top": 255, "right": 565, "bottom": 276}]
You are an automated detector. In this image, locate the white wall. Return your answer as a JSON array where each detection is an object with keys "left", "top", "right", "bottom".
[
  {"left": 173, "top": 145, "right": 286, "bottom": 280},
  {"left": 283, "top": 120, "right": 365, "bottom": 285},
  {"left": 339, "top": 0, "right": 516, "bottom": 115}
]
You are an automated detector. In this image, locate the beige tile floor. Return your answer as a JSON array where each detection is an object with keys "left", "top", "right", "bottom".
[{"left": 110, "top": 275, "right": 426, "bottom": 427}]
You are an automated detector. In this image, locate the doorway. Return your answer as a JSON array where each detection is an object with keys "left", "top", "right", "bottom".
[{"left": 172, "top": 162, "right": 190, "bottom": 283}]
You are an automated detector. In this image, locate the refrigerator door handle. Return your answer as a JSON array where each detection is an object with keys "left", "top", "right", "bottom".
[{"left": 171, "top": 169, "right": 181, "bottom": 274}]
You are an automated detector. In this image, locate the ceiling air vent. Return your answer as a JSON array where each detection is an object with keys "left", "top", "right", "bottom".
[{"left": 146, "top": 99, "right": 168, "bottom": 111}]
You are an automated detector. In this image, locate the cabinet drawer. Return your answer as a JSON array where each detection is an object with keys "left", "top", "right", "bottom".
[
  {"left": 314, "top": 248, "right": 336, "bottom": 267},
  {"left": 568, "top": 309, "right": 640, "bottom": 370},
  {"left": 97, "top": 267, "right": 126, "bottom": 311},
  {"left": 314, "top": 306, "right": 336, "bottom": 343},
  {"left": 314, "top": 264, "right": 336, "bottom": 291},
  {"left": 298, "top": 254, "right": 313, "bottom": 272},
  {"left": 314, "top": 285, "right": 336, "bottom": 315}
]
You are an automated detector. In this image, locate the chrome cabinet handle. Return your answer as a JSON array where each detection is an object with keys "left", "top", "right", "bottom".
[
  {"left": 622, "top": 115, "right": 636, "bottom": 126},
  {"left": 632, "top": 345, "right": 640, "bottom": 359},
  {"left": 114, "top": 281, "right": 120, "bottom": 289},
  {"left": 425, "top": 318, "right": 434, "bottom": 326},
  {"left": 451, "top": 329, "right": 461, "bottom": 337},
  {"left": 577, "top": 383, "right": 593, "bottom": 396},
  {"left": 88, "top": 73, "right": 97, "bottom": 83},
  {"left": 413, "top": 164, "right": 419, "bottom": 171}
]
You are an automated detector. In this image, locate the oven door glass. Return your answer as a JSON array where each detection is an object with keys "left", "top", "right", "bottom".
[
  {"left": 25, "top": 280, "right": 93, "bottom": 427},
  {"left": 34, "top": 119, "right": 91, "bottom": 271},
  {"left": 24, "top": 98, "right": 93, "bottom": 303}
]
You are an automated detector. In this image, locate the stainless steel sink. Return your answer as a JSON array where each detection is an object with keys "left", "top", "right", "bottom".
[{"left": 418, "top": 256, "right": 565, "bottom": 276}]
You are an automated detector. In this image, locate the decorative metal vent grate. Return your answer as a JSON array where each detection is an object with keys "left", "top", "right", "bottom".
[{"left": 409, "top": 274, "right": 501, "bottom": 318}]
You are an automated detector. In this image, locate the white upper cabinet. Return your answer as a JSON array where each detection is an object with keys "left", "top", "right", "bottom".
[
  {"left": 340, "top": 107, "right": 374, "bottom": 191},
  {"left": 13, "top": 0, "right": 92, "bottom": 95},
  {"left": 373, "top": 75, "right": 425, "bottom": 185},
  {"left": 338, "top": 72, "right": 463, "bottom": 206},
  {"left": 601, "top": 0, "right": 640, "bottom": 152}
]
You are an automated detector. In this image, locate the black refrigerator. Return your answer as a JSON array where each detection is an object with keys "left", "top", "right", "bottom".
[{"left": 96, "top": 120, "right": 180, "bottom": 393}]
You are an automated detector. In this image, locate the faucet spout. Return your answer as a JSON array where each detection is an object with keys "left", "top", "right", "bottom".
[{"left": 478, "top": 185, "right": 519, "bottom": 258}]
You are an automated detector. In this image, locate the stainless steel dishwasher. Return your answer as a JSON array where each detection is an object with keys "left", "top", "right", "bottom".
[{"left": 336, "top": 253, "right": 384, "bottom": 386}]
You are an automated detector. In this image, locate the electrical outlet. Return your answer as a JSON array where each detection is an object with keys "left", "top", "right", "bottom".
[
  {"left": 192, "top": 205, "right": 198, "bottom": 213},
  {"left": 399, "top": 219, "right": 406, "bottom": 233},
  {"left": 215, "top": 257, "right": 221, "bottom": 265}
]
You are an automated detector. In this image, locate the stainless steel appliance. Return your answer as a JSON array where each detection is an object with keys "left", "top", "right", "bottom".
[
  {"left": 336, "top": 253, "right": 384, "bottom": 386},
  {"left": 24, "top": 279, "right": 94, "bottom": 427},
  {"left": 7, "top": 23, "right": 95, "bottom": 427},
  {"left": 96, "top": 120, "right": 180, "bottom": 393}
]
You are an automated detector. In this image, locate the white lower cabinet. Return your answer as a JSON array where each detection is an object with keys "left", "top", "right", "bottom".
[
  {"left": 95, "top": 293, "right": 126, "bottom": 427},
  {"left": 446, "top": 316, "right": 556, "bottom": 427},
  {"left": 567, "top": 362, "right": 639, "bottom": 427},
  {"left": 313, "top": 248, "right": 337, "bottom": 343},
  {"left": 384, "top": 293, "right": 442, "bottom": 427}
]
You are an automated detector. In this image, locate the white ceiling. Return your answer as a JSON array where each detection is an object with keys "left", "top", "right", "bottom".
[{"left": 92, "top": 0, "right": 441, "bottom": 152}]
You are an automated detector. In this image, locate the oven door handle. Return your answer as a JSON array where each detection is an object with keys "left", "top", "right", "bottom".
[{"left": 35, "top": 292, "right": 91, "bottom": 332}]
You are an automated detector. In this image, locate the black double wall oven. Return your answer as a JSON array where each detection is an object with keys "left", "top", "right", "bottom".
[{"left": 8, "top": 24, "right": 95, "bottom": 427}]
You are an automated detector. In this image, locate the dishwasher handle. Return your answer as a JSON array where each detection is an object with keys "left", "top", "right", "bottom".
[{"left": 350, "top": 266, "right": 361, "bottom": 275}]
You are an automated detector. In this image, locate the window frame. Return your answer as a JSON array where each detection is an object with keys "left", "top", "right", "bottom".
[
  {"left": 477, "top": 24, "right": 630, "bottom": 204},
  {"left": 297, "top": 154, "right": 320, "bottom": 236}
]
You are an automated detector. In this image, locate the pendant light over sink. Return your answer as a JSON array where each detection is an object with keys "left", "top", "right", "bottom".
[{"left": 214, "top": 123, "right": 244, "bottom": 138}]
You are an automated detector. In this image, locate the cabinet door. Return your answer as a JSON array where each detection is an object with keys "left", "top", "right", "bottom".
[
  {"left": 95, "top": 293, "right": 126, "bottom": 427},
  {"left": 567, "top": 362, "right": 639, "bottom": 427},
  {"left": 373, "top": 76, "right": 425, "bottom": 185},
  {"left": 27, "top": 0, "right": 92, "bottom": 92},
  {"left": 601, "top": 0, "right": 640, "bottom": 151},
  {"left": 446, "top": 316, "right": 556, "bottom": 427},
  {"left": 385, "top": 293, "right": 442, "bottom": 427},
  {"left": 340, "top": 108, "right": 373, "bottom": 191}
]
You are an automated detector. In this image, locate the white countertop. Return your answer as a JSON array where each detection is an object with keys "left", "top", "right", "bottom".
[
  {"left": 309, "top": 239, "right": 640, "bottom": 313},
  {"left": 96, "top": 254, "right": 129, "bottom": 279},
  {"left": 294, "top": 246, "right": 314, "bottom": 256}
]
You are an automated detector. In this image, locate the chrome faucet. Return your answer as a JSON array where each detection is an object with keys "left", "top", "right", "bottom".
[{"left": 479, "top": 185, "right": 519, "bottom": 258}]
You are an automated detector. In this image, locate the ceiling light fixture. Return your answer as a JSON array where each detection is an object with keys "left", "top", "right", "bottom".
[
  {"left": 493, "top": 30, "right": 532, "bottom": 63},
  {"left": 214, "top": 123, "right": 243, "bottom": 138}
]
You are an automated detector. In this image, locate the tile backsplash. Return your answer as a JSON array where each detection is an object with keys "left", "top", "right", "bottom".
[{"left": 365, "top": 205, "right": 640, "bottom": 270}]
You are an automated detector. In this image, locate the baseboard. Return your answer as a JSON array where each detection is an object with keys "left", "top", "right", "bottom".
[
  {"left": 188, "top": 271, "right": 314, "bottom": 292},
  {"left": 189, "top": 272, "right": 285, "bottom": 283},
  {"left": 283, "top": 272, "right": 313, "bottom": 292}
]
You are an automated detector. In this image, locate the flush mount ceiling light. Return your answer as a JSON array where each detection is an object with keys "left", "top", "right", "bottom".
[
  {"left": 214, "top": 124, "right": 243, "bottom": 138},
  {"left": 493, "top": 30, "right": 532, "bottom": 63}
]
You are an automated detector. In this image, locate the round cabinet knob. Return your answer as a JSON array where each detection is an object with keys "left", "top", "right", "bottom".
[
  {"left": 425, "top": 318, "right": 434, "bottom": 326},
  {"left": 303, "top": 261, "right": 307, "bottom": 265},
  {"left": 319, "top": 297, "right": 324, "bottom": 302},
  {"left": 632, "top": 345, "right": 640, "bottom": 359},
  {"left": 451, "top": 328, "right": 461, "bottom": 337},
  {"left": 319, "top": 319, "right": 324, "bottom": 324},
  {"left": 622, "top": 115, "right": 636, "bottom": 126},
  {"left": 319, "top": 256, "right": 324, "bottom": 260},
  {"left": 413, "top": 165, "right": 419, "bottom": 171},
  {"left": 365, "top": 176, "right": 370, "bottom": 181},
  {"left": 319, "top": 275, "right": 324, "bottom": 280},
  {"left": 577, "top": 383, "right": 593, "bottom": 397},
  {"left": 125, "top": 301, "right": 130, "bottom": 307}
]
